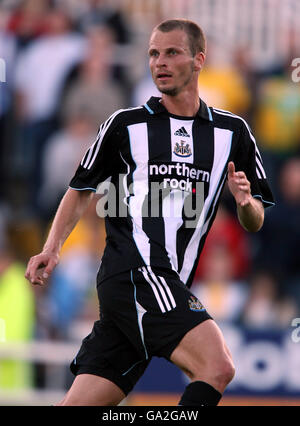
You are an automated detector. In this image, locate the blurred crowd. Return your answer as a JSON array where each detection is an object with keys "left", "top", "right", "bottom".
[{"left": 0, "top": 0, "right": 300, "bottom": 390}]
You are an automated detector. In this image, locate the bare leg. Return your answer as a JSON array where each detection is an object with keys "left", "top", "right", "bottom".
[
  {"left": 56, "top": 374, "right": 126, "bottom": 406},
  {"left": 170, "top": 319, "right": 235, "bottom": 393}
]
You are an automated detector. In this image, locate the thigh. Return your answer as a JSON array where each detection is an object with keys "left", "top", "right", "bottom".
[
  {"left": 57, "top": 374, "right": 125, "bottom": 406},
  {"left": 70, "top": 317, "right": 150, "bottom": 397},
  {"left": 169, "top": 319, "right": 233, "bottom": 379},
  {"left": 131, "top": 266, "right": 213, "bottom": 359}
]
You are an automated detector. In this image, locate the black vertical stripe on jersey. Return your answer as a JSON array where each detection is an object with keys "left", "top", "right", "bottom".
[
  {"left": 185, "top": 184, "right": 225, "bottom": 289},
  {"left": 185, "top": 223, "right": 213, "bottom": 289},
  {"left": 192, "top": 118, "right": 215, "bottom": 170},
  {"left": 185, "top": 166, "right": 228, "bottom": 288},
  {"left": 204, "top": 166, "right": 228, "bottom": 226},
  {"left": 143, "top": 118, "right": 173, "bottom": 269},
  {"left": 176, "top": 118, "right": 215, "bottom": 274},
  {"left": 121, "top": 131, "right": 136, "bottom": 209},
  {"left": 147, "top": 116, "right": 172, "bottom": 162}
]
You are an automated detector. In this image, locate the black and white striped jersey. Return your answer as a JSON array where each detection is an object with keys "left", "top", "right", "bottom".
[{"left": 69, "top": 96, "right": 275, "bottom": 288}]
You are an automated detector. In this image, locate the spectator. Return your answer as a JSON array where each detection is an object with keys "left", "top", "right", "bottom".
[
  {"left": 13, "top": 7, "right": 86, "bottom": 211},
  {"left": 6, "top": 0, "right": 50, "bottom": 50},
  {"left": 0, "top": 7, "right": 16, "bottom": 200},
  {"left": 193, "top": 243, "right": 249, "bottom": 324},
  {"left": 62, "top": 25, "right": 125, "bottom": 125},
  {"left": 76, "top": 0, "right": 132, "bottom": 94},
  {"left": 197, "top": 40, "right": 251, "bottom": 117},
  {"left": 38, "top": 25, "right": 125, "bottom": 220},
  {"left": 240, "top": 270, "right": 297, "bottom": 329},
  {"left": 252, "top": 57, "right": 300, "bottom": 188},
  {"left": 77, "top": 0, "right": 131, "bottom": 45},
  {"left": 132, "top": 69, "right": 161, "bottom": 106},
  {"left": 37, "top": 110, "right": 97, "bottom": 220},
  {"left": 194, "top": 204, "right": 250, "bottom": 281},
  {"left": 254, "top": 158, "right": 300, "bottom": 308}
]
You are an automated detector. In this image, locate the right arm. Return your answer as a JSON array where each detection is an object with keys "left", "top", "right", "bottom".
[
  {"left": 25, "top": 188, "right": 94, "bottom": 285},
  {"left": 27, "top": 109, "right": 123, "bottom": 284}
]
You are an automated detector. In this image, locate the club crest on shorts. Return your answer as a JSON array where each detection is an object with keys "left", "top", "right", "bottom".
[
  {"left": 173, "top": 141, "right": 192, "bottom": 157},
  {"left": 188, "top": 296, "right": 205, "bottom": 312}
]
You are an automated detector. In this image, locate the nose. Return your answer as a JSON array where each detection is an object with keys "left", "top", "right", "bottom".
[{"left": 156, "top": 53, "right": 167, "bottom": 68}]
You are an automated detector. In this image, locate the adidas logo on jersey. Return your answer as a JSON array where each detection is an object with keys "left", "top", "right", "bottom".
[{"left": 174, "top": 127, "right": 190, "bottom": 137}]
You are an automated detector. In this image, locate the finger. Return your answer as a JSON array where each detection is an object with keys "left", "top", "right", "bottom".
[
  {"left": 27, "top": 268, "right": 45, "bottom": 285},
  {"left": 27, "top": 265, "right": 42, "bottom": 283},
  {"left": 228, "top": 161, "right": 235, "bottom": 177},
  {"left": 239, "top": 185, "right": 250, "bottom": 191},
  {"left": 43, "top": 258, "right": 58, "bottom": 278},
  {"left": 25, "top": 257, "right": 35, "bottom": 279},
  {"left": 235, "top": 174, "right": 249, "bottom": 183},
  {"left": 240, "top": 199, "right": 250, "bottom": 207},
  {"left": 237, "top": 178, "right": 249, "bottom": 186},
  {"left": 25, "top": 265, "right": 36, "bottom": 282},
  {"left": 26, "top": 258, "right": 46, "bottom": 283},
  {"left": 31, "top": 278, "right": 45, "bottom": 286}
]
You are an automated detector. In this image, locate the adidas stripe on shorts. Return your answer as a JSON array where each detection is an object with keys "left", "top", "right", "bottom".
[{"left": 70, "top": 266, "right": 212, "bottom": 395}]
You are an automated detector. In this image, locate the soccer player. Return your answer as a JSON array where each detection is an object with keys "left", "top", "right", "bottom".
[{"left": 25, "top": 19, "right": 275, "bottom": 406}]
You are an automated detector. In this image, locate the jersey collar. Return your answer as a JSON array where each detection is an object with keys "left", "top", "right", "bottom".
[{"left": 144, "top": 96, "right": 213, "bottom": 121}]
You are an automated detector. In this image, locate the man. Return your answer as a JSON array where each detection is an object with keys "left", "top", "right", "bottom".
[{"left": 25, "top": 19, "right": 275, "bottom": 406}]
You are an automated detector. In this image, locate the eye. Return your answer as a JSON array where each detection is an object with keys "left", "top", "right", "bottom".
[
  {"left": 149, "top": 50, "right": 159, "bottom": 57},
  {"left": 168, "top": 49, "right": 178, "bottom": 56}
]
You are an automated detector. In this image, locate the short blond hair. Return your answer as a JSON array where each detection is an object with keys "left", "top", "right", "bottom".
[{"left": 153, "top": 19, "right": 206, "bottom": 56}]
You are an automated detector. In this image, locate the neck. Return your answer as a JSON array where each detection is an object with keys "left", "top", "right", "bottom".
[{"left": 161, "top": 91, "right": 200, "bottom": 117}]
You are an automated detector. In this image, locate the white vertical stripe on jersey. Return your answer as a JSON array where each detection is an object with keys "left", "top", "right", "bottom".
[
  {"left": 163, "top": 118, "right": 195, "bottom": 271},
  {"left": 151, "top": 270, "right": 177, "bottom": 309},
  {"left": 130, "top": 270, "right": 149, "bottom": 360},
  {"left": 148, "top": 271, "right": 172, "bottom": 312},
  {"left": 127, "top": 122, "right": 151, "bottom": 265},
  {"left": 141, "top": 267, "right": 167, "bottom": 313},
  {"left": 162, "top": 189, "right": 189, "bottom": 272},
  {"left": 179, "top": 128, "right": 233, "bottom": 284},
  {"left": 119, "top": 151, "right": 130, "bottom": 207},
  {"left": 170, "top": 118, "right": 194, "bottom": 164},
  {"left": 147, "top": 266, "right": 176, "bottom": 311}
]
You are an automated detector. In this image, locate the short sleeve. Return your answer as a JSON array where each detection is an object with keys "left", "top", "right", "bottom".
[
  {"left": 69, "top": 113, "right": 122, "bottom": 191},
  {"left": 234, "top": 121, "right": 275, "bottom": 208}
]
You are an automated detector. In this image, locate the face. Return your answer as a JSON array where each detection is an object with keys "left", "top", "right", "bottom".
[{"left": 149, "top": 29, "right": 204, "bottom": 96}]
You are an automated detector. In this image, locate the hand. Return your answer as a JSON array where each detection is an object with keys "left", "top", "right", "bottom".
[
  {"left": 227, "top": 161, "right": 252, "bottom": 207},
  {"left": 25, "top": 251, "right": 59, "bottom": 286}
]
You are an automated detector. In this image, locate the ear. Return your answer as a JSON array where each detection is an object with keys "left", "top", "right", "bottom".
[{"left": 193, "top": 51, "right": 205, "bottom": 72}]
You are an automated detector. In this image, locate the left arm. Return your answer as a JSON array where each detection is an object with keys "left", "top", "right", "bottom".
[{"left": 227, "top": 161, "right": 264, "bottom": 232}]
